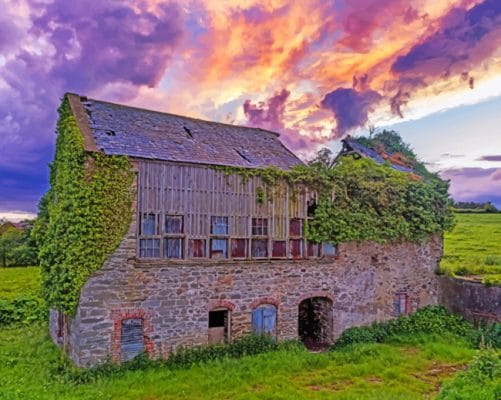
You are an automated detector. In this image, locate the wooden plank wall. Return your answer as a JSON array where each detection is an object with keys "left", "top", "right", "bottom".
[{"left": 137, "top": 160, "right": 310, "bottom": 246}]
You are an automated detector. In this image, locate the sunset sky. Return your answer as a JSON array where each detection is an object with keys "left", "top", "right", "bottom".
[{"left": 1, "top": 0, "right": 500, "bottom": 221}]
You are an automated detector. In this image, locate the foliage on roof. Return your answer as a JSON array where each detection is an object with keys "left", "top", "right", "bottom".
[{"left": 33, "top": 97, "right": 135, "bottom": 314}]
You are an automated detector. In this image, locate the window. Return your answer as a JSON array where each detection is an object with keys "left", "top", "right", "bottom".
[
  {"left": 208, "top": 309, "right": 230, "bottom": 344},
  {"left": 121, "top": 318, "right": 144, "bottom": 362},
  {"left": 139, "top": 238, "right": 160, "bottom": 258},
  {"left": 231, "top": 239, "right": 248, "bottom": 258},
  {"left": 394, "top": 293, "right": 409, "bottom": 316},
  {"left": 252, "top": 305, "right": 277, "bottom": 337},
  {"left": 141, "top": 213, "right": 157, "bottom": 235},
  {"left": 165, "top": 215, "right": 183, "bottom": 233},
  {"left": 164, "top": 238, "right": 183, "bottom": 259},
  {"left": 323, "top": 242, "right": 336, "bottom": 257},
  {"left": 272, "top": 241, "right": 287, "bottom": 258},
  {"left": 188, "top": 239, "right": 206, "bottom": 258},
  {"left": 290, "top": 239, "right": 303, "bottom": 259},
  {"left": 211, "top": 239, "right": 228, "bottom": 259},
  {"left": 211, "top": 216, "right": 228, "bottom": 235},
  {"left": 307, "top": 242, "right": 320, "bottom": 258},
  {"left": 252, "top": 218, "right": 268, "bottom": 236},
  {"left": 252, "top": 239, "right": 268, "bottom": 258},
  {"left": 163, "top": 215, "right": 183, "bottom": 259},
  {"left": 289, "top": 219, "right": 302, "bottom": 237}
]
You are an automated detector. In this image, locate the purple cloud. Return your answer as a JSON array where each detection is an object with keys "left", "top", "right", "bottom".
[
  {"left": 243, "top": 89, "right": 290, "bottom": 133},
  {"left": 0, "top": 1, "right": 183, "bottom": 215},
  {"left": 320, "top": 87, "right": 381, "bottom": 137},
  {"left": 478, "top": 155, "right": 501, "bottom": 162}
]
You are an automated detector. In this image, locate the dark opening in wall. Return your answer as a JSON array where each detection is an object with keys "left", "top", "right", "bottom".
[
  {"left": 298, "top": 297, "right": 333, "bottom": 349},
  {"left": 208, "top": 309, "right": 230, "bottom": 344}
]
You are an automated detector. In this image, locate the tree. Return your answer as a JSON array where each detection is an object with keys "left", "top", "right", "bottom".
[{"left": 0, "top": 227, "right": 23, "bottom": 267}]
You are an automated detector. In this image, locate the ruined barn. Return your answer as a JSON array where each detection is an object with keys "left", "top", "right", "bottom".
[{"left": 48, "top": 93, "right": 442, "bottom": 366}]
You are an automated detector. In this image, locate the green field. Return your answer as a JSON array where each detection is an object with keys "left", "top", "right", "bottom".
[
  {"left": 0, "top": 266, "right": 40, "bottom": 300},
  {"left": 441, "top": 213, "right": 501, "bottom": 285},
  {"left": 0, "top": 323, "right": 482, "bottom": 400}
]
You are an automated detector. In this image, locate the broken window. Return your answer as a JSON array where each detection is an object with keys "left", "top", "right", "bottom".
[
  {"left": 188, "top": 239, "right": 206, "bottom": 258},
  {"left": 394, "top": 293, "right": 409, "bottom": 316},
  {"left": 252, "top": 218, "right": 268, "bottom": 236},
  {"left": 165, "top": 215, "right": 183, "bottom": 233},
  {"left": 210, "top": 239, "right": 228, "bottom": 259},
  {"left": 323, "top": 242, "right": 336, "bottom": 257},
  {"left": 307, "top": 242, "right": 320, "bottom": 258},
  {"left": 164, "top": 238, "right": 183, "bottom": 259},
  {"left": 289, "top": 219, "right": 302, "bottom": 237},
  {"left": 139, "top": 238, "right": 160, "bottom": 258},
  {"left": 121, "top": 318, "right": 144, "bottom": 362},
  {"left": 208, "top": 309, "right": 230, "bottom": 344},
  {"left": 231, "top": 239, "right": 248, "bottom": 258},
  {"left": 272, "top": 241, "right": 287, "bottom": 258},
  {"left": 290, "top": 239, "right": 303, "bottom": 259},
  {"left": 251, "top": 239, "right": 268, "bottom": 258},
  {"left": 211, "top": 216, "right": 228, "bottom": 235}
]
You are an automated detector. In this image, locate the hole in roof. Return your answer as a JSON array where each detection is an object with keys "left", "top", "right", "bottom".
[
  {"left": 235, "top": 148, "right": 252, "bottom": 163},
  {"left": 105, "top": 130, "right": 116, "bottom": 136},
  {"left": 183, "top": 126, "right": 193, "bottom": 139}
]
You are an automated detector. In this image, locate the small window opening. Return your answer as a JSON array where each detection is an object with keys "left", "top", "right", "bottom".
[
  {"left": 211, "top": 216, "right": 229, "bottom": 235},
  {"left": 211, "top": 239, "right": 228, "bottom": 259},
  {"left": 183, "top": 126, "right": 193, "bottom": 138},
  {"left": 307, "top": 198, "right": 317, "bottom": 217},
  {"left": 252, "top": 239, "right": 268, "bottom": 258},
  {"left": 290, "top": 239, "right": 303, "bottom": 259},
  {"left": 307, "top": 242, "right": 320, "bottom": 258},
  {"left": 289, "top": 219, "right": 302, "bottom": 237},
  {"left": 164, "top": 238, "right": 183, "bottom": 259},
  {"left": 394, "top": 293, "right": 409, "bottom": 317},
  {"left": 188, "top": 239, "right": 206, "bottom": 258},
  {"left": 252, "top": 218, "right": 268, "bottom": 236},
  {"left": 231, "top": 239, "right": 248, "bottom": 258},
  {"left": 235, "top": 148, "right": 251, "bottom": 163},
  {"left": 121, "top": 318, "right": 144, "bottom": 362},
  {"left": 208, "top": 309, "right": 230, "bottom": 344},
  {"left": 141, "top": 213, "right": 157, "bottom": 235},
  {"left": 139, "top": 238, "right": 160, "bottom": 258},
  {"left": 165, "top": 215, "right": 183, "bottom": 233},
  {"left": 323, "top": 242, "right": 337, "bottom": 257},
  {"left": 272, "top": 241, "right": 287, "bottom": 258}
]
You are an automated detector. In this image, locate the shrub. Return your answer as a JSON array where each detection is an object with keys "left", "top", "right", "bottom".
[
  {"left": 333, "top": 306, "right": 471, "bottom": 349},
  {"left": 436, "top": 351, "right": 501, "bottom": 400},
  {"left": 0, "top": 294, "right": 47, "bottom": 326}
]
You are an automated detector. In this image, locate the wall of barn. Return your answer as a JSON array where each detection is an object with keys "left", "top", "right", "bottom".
[{"left": 55, "top": 202, "right": 442, "bottom": 367}]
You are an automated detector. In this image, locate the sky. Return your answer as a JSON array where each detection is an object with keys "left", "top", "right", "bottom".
[{"left": 0, "top": 0, "right": 500, "bottom": 221}]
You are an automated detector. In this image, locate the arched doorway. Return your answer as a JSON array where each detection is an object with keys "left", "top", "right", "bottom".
[{"left": 298, "top": 297, "right": 333, "bottom": 349}]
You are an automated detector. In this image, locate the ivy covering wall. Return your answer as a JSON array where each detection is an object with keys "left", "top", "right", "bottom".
[{"left": 34, "top": 98, "right": 135, "bottom": 315}]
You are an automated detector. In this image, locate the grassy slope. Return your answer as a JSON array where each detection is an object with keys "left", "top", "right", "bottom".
[
  {"left": 0, "top": 266, "right": 40, "bottom": 300},
  {"left": 441, "top": 213, "right": 501, "bottom": 284},
  {"left": 0, "top": 324, "right": 477, "bottom": 400}
]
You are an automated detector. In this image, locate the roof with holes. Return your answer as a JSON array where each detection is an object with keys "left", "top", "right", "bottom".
[{"left": 67, "top": 93, "right": 303, "bottom": 170}]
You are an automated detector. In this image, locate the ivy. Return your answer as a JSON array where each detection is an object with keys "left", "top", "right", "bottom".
[
  {"left": 34, "top": 98, "right": 135, "bottom": 315},
  {"left": 213, "top": 154, "right": 455, "bottom": 245}
]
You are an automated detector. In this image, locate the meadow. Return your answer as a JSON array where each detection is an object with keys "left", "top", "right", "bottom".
[{"left": 440, "top": 213, "right": 501, "bottom": 285}]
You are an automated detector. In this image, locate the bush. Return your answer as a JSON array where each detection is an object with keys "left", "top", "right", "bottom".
[
  {"left": 333, "top": 306, "right": 471, "bottom": 349},
  {"left": 467, "top": 323, "right": 501, "bottom": 349},
  {"left": 0, "top": 294, "right": 47, "bottom": 326},
  {"left": 436, "top": 351, "right": 501, "bottom": 400}
]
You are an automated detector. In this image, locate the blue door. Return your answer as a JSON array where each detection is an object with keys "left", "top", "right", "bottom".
[{"left": 252, "top": 305, "right": 277, "bottom": 337}]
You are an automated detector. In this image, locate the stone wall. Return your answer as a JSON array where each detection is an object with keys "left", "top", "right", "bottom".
[
  {"left": 438, "top": 277, "right": 501, "bottom": 324},
  {"left": 50, "top": 202, "right": 442, "bottom": 366}
]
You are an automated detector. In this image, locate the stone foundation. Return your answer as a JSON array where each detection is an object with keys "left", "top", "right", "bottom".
[{"left": 50, "top": 215, "right": 442, "bottom": 366}]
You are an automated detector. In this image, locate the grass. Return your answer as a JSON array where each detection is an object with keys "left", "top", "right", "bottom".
[
  {"left": 0, "top": 266, "right": 40, "bottom": 300},
  {"left": 441, "top": 213, "right": 501, "bottom": 285},
  {"left": 0, "top": 323, "right": 479, "bottom": 400}
]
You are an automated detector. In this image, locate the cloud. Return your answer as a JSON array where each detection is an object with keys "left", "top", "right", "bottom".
[
  {"left": 320, "top": 87, "right": 382, "bottom": 137},
  {"left": 478, "top": 155, "right": 501, "bottom": 162},
  {"left": 0, "top": 0, "right": 184, "bottom": 214},
  {"left": 441, "top": 167, "right": 501, "bottom": 207}
]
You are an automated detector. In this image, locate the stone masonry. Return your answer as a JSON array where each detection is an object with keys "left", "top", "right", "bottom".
[{"left": 52, "top": 209, "right": 442, "bottom": 367}]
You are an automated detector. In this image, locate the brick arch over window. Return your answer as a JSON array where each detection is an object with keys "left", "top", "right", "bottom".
[
  {"left": 206, "top": 299, "right": 237, "bottom": 312},
  {"left": 298, "top": 291, "right": 335, "bottom": 305},
  {"left": 111, "top": 308, "right": 154, "bottom": 363},
  {"left": 250, "top": 296, "right": 280, "bottom": 309}
]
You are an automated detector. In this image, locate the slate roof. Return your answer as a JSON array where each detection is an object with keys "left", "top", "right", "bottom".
[
  {"left": 342, "top": 136, "right": 415, "bottom": 174},
  {"left": 68, "top": 94, "right": 303, "bottom": 170}
]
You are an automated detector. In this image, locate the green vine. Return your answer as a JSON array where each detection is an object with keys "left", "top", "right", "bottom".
[
  {"left": 213, "top": 155, "right": 455, "bottom": 245},
  {"left": 33, "top": 97, "right": 135, "bottom": 315}
]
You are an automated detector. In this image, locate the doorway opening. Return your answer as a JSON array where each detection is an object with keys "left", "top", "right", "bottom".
[
  {"left": 298, "top": 297, "right": 333, "bottom": 350},
  {"left": 208, "top": 308, "right": 230, "bottom": 344}
]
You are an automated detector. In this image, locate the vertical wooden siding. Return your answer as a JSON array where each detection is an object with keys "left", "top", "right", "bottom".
[{"left": 138, "top": 161, "right": 309, "bottom": 242}]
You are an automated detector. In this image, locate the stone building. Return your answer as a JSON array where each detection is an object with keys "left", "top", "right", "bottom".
[{"left": 49, "top": 93, "right": 442, "bottom": 367}]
